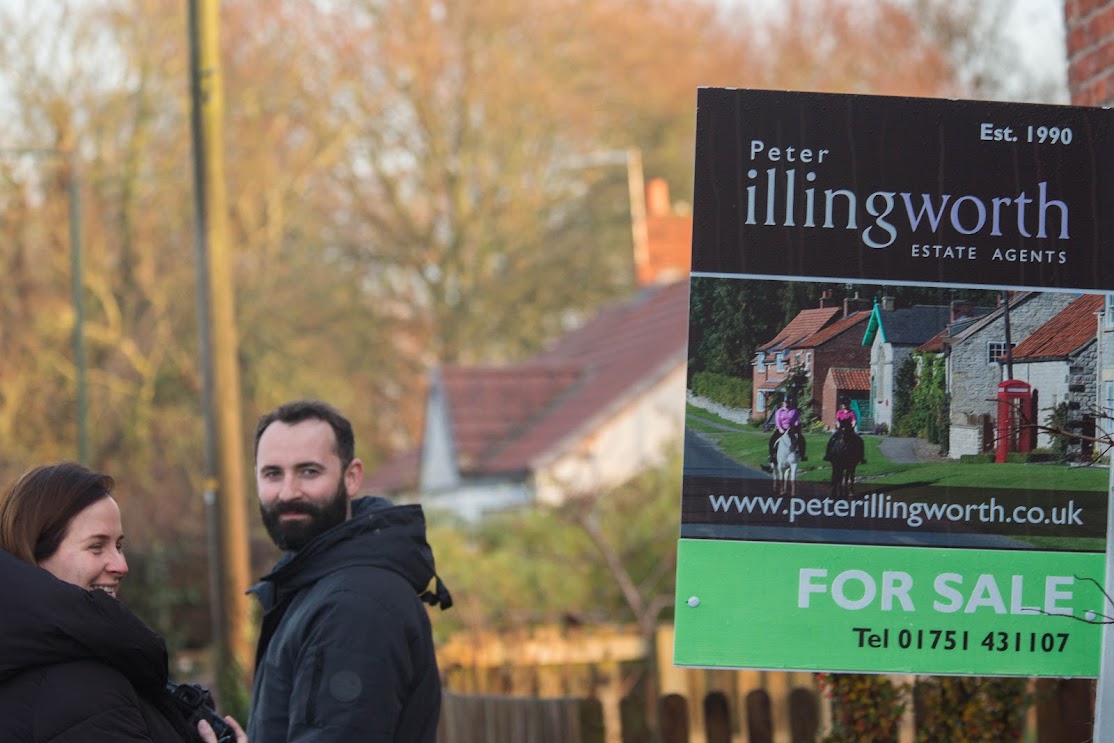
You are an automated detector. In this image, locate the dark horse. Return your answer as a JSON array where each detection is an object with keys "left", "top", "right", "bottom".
[{"left": 824, "top": 420, "right": 865, "bottom": 497}]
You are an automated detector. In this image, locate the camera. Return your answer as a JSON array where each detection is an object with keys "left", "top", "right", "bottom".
[{"left": 165, "top": 681, "right": 236, "bottom": 743}]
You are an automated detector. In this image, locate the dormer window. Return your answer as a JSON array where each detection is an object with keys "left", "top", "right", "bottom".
[{"left": 775, "top": 351, "right": 786, "bottom": 372}]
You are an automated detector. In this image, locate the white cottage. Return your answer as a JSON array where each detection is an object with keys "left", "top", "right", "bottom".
[
  {"left": 945, "top": 292, "right": 1076, "bottom": 458},
  {"left": 862, "top": 299, "right": 953, "bottom": 431},
  {"left": 1008, "top": 294, "right": 1102, "bottom": 457}
]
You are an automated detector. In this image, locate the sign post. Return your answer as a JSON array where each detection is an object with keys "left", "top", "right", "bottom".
[{"left": 1094, "top": 464, "right": 1114, "bottom": 738}]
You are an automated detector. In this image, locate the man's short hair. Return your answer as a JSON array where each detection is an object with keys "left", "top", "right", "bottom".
[{"left": 254, "top": 400, "right": 356, "bottom": 469}]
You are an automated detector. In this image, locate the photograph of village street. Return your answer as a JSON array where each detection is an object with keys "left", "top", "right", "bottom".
[{"left": 684, "top": 279, "right": 1109, "bottom": 552}]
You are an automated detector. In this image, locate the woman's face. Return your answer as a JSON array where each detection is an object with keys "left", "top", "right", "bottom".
[{"left": 38, "top": 496, "right": 128, "bottom": 598}]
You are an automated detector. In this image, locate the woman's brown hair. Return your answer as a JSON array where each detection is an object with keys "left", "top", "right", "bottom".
[{"left": 0, "top": 462, "right": 114, "bottom": 564}]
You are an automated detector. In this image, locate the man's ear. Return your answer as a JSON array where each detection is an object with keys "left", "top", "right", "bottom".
[{"left": 344, "top": 458, "right": 364, "bottom": 497}]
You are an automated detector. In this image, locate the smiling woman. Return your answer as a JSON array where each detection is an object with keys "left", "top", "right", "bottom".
[
  {"left": 0, "top": 462, "right": 246, "bottom": 743},
  {"left": 37, "top": 494, "right": 128, "bottom": 597}
]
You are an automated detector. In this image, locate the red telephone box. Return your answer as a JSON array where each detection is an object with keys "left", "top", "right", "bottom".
[{"left": 995, "top": 380, "right": 1037, "bottom": 463}]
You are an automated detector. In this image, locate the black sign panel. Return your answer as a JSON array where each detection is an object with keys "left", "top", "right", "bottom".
[{"left": 691, "top": 88, "right": 1114, "bottom": 291}]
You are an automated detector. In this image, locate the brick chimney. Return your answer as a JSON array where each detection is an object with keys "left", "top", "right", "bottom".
[
  {"left": 1067, "top": 1, "right": 1114, "bottom": 105},
  {"left": 640, "top": 178, "right": 692, "bottom": 286},
  {"left": 647, "top": 177, "right": 672, "bottom": 217},
  {"left": 843, "top": 291, "right": 870, "bottom": 317},
  {"left": 950, "top": 300, "right": 973, "bottom": 322}
]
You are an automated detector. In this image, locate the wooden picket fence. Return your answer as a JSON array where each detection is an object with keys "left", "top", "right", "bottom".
[
  {"left": 439, "top": 624, "right": 826, "bottom": 742},
  {"left": 437, "top": 693, "right": 604, "bottom": 743},
  {"left": 437, "top": 625, "right": 1095, "bottom": 742},
  {"left": 437, "top": 688, "right": 817, "bottom": 743},
  {"left": 439, "top": 682, "right": 1095, "bottom": 743}
]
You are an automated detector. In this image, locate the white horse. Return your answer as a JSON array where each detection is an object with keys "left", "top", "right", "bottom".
[{"left": 773, "top": 430, "right": 800, "bottom": 496}]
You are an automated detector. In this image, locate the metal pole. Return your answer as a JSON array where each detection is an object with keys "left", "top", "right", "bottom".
[
  {"left": 1095, "top": 302, "right": 1114, "bottom": 738},
  {"left": 1094, "top": 460, "right": 1114, "bottom": 737},
  {"left": 187, "top": 0, "right": 226, "bottom": 688},
  {"left": 188, "top": 0, "right": 254, "bottom": 698},
  {"left": 2, "top": 147, "right": 91, "bottom": 463},
  {"left": 67, "top": 152, "right": 89, "bottom": 465}
]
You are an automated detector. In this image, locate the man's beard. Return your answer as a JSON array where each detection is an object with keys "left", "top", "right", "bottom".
[{"left": 260, "top": 478, "right": 349, "bottom": 551}]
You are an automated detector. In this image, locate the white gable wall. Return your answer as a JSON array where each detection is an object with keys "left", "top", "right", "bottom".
[
  {"left": 420, "top": 480, "right": 533, "bottom": 522},
  {"left": 418, "top": 372, "right": 460, "bottom": 492},
  {"left": 535, "top": 364, "right": 686, "bottom": 507},
  {"left": 870, "top": 335, "right": 894, "bottom": 429},
  {"left": 1010, "top": 361, "right": 1070, "bottom": 450}
]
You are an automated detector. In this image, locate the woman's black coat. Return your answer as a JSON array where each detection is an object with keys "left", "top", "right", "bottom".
[{"left": 0, "top": 549, "right": 199, "bottom": 742}]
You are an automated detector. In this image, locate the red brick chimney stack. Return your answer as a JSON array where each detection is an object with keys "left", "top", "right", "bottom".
[{"left": 1066, "top": 0, "right": 1114, "bottom": 105}]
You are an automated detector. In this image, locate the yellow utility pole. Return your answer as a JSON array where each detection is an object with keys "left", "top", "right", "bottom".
[{"left": 188, "top": 0, "right": 254, "bottom": 698}]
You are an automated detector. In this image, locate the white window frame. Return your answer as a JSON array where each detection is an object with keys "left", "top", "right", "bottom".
[
  {"left": 987, "top": 340, "right": 1015, "bottom": 365},
  {"left": 1105, "top": 295, "right": 1114, "bottom": 329},
  {"left": 775, "top": 351, "right": 786, "bottom": 372}
]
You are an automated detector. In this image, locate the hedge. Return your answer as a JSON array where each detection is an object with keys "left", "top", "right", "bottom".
[{"left": 690, "top": 371, "right": 751, "bottom": 408}]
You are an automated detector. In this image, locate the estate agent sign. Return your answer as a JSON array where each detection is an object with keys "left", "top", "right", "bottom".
[{"left": 674, "top": 88, "right": 1114, "bottom": 677}]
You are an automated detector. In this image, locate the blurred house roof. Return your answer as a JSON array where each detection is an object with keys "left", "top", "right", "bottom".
[{"left": 364, "top": 280, "right": 690, "bottom": 494}]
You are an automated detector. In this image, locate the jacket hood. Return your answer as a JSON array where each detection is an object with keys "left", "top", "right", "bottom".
[
  {"left": 249, "top": 497, "right": 451, "bottom": 612},
  {"left": 0, "top": 549, "right": 169, "bottom": 688}
]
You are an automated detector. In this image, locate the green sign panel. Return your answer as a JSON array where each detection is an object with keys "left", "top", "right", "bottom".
[{"left": 674, "top": 540, "right": 1103, "bottom": 676}]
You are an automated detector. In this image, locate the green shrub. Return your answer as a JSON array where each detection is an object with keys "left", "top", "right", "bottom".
[
  {"left": 914, "top": 676, "right": 1029, "bottom": 742},
  {"left": 690, "top": 371, "right": 751, "bottom": 408},
  {"left": 1046, "top": 402, "right": 1070, "bottom": 463},
  {"left": 1004, "top": 450, "right": 1058, "bottom": 464}
]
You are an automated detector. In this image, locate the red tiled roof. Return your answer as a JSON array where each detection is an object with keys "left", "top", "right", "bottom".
[
  {"left": 442, "top": 364, "right": 582, "bottom": 468},
  {"left": 362, "top": 447, "right": 420, "bottom": 494},
  {"left": 483, "top": 281, "right": 689, "bottom": 472},
  {"left": 828, "top": 367, "right": 870, "bottom": 391},
  {"left": 802, "top": 311, "right": 870, "bottom": 347},
  {"left": 758, "top": 307, "right": 842, "bottom": 352},
  {"left": 368, "top": 281, "right": 691, "bottom": 491},
  {"left": 1010, "top": 294, "right": 1103, "bottom": 361},
  {"left": 916, "top": 328, "right": 948, "bottom": 353}
]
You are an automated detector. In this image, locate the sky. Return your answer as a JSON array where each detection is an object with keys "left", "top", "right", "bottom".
[
  {"left": 1008, "top": 0, "right": 1068, "bottom": 99},
  {"left": 721, "top": 0, "right": 1070, "bottom": 101}
]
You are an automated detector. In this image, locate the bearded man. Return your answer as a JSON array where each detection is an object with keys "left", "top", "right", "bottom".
[{"left": 248, "top": 400, "right": 451, "bottom": 742}]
